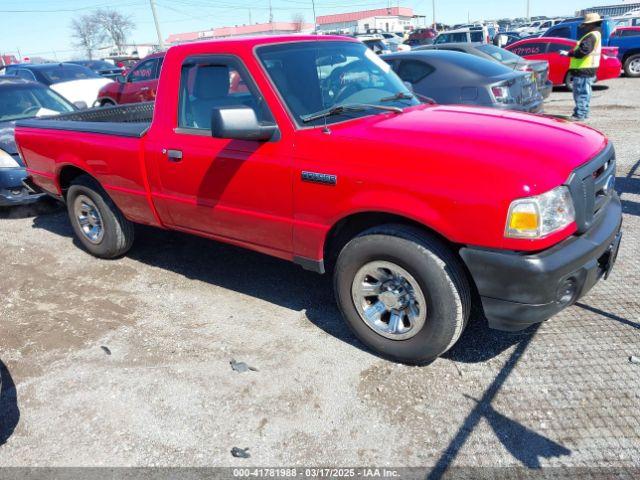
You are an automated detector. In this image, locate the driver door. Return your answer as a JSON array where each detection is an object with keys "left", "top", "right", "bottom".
[
  {"left": 148, "top": 55, "right": 294, "bottom": 255},
  {"left": 120, "top": 57, "right": 160, "bottom": 104}
]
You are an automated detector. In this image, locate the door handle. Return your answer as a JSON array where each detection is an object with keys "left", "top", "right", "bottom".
[
  {"left": 140, "top": 87, "right": 149, "bottom": 91},
  {"left": 162, "top": 149, "right": 183, "bottom": 162}
]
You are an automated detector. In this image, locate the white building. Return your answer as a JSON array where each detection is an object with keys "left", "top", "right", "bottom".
[{"left": 316, "top": 7, "right": 421, "bottom": 34}]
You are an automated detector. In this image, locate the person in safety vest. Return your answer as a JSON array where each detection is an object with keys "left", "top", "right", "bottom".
[{"left": 559, "top": 13, "right": 603, "bottom": 121}]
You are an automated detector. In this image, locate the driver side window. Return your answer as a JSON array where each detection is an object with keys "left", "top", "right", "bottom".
[
  {"left": 129, "top": 59, "right": 158, "bottom": 83},
  {"left": 178, "top": 56, "right": 272, "bottom": 130}
]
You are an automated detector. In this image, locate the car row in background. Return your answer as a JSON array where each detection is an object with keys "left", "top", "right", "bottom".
[
  {"left": 67, "top": 60, "right": 125, "bottom": 80},
  {"left": 382, "top": 50, "right": 543, "bottom": 113},
  {"left": 416, "top": 42, "right": 552, "bottom": 98},
  {"left": 506, "top": 37, "right": 622, "bottom": 89},
  {"left": 0, "top": 78, "right": 76, "bottom": 206},
  {"left": 96, "top": 52, "right": 165, "bottom": 106},
  {"left": 540, "top": 17, "right": 640, "bottom": 77},
  {"left": 0, "top": 62, "right": 112, "bottom": 108}
]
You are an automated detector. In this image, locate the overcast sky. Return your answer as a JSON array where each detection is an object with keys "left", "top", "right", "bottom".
[{"left": 0, "top": 0, "right": 621, "bottom": 59}]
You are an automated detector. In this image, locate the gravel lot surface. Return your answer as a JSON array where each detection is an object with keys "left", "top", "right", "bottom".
[{"left": 1, "top": 78, "right": 639, "bottom": 472}]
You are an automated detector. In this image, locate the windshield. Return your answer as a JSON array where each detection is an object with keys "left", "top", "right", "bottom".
[
  {"left": 435, "top": 32, "right": 468, "bottom": 44},
  {"left": 0, "top": 84, "right": 74, "bottom": 121},
  {"left": 257, "top": 41, "right": 418, "bottom": 126},
  {"left": 476, "top": 44, "right": 523, "bottom": 64},
  {"left": 38, "top": 64, "right": 101, "bottom": 84},
  {"left": 74, "top": 60, "right": 118, "bottom": 71}
]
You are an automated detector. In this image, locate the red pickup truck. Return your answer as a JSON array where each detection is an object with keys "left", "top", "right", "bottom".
[{"left": 16, "top": 35, "right": 623, "bottom": 364}]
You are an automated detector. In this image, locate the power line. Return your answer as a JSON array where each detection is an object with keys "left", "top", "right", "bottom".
[{"left": 0, "top": 1, "right": 142, "bottom": 13}]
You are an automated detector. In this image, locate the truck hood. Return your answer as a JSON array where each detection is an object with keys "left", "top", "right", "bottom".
[{"left": 330, "top": 104, "right": 607, "bottom": 188}]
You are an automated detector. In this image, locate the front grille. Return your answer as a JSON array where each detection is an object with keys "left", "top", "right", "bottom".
[{"left": 566, "top": 143, "right": 616, "bottom": 233}]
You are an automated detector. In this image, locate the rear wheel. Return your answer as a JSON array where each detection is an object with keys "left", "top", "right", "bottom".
[
  {"left": 333, "top": 224, "right": 471, "bottom": 365},
  {"left": 66, "top": 175, "right": 134, "bottom": 258},
  {"left": 624, "top": 54, "right": 640, "bottom": 78}
]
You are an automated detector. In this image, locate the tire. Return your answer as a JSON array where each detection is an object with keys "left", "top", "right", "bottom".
[
  {"left": 564, "top": 72, "right": 574, "bottom": 91},
  {"left": 333, "top": 224, "right": 471, "bottom": 365},
  {"left": 66, "top": 175, "right": 134, "bottom": 258},
  {"left": 623, "top": 54, "right": 640, "bottom": 78}
]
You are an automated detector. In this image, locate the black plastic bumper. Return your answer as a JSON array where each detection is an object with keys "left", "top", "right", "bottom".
[
  {"left": 460, "top": 195, "right": 623, "bottom": 331},
  {"left": 540, "top": 81, "right": 553, "bottom": 99},
  {"left": 0, "top": 168, "right": 45, "bottom": 207},
  {"left": 494, "top": 97, "right": 544, "bottom": 114}
]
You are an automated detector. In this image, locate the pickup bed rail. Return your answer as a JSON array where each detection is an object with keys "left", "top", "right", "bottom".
[{"left": 16, "top": 102, "right": 154, "bottom": 138}]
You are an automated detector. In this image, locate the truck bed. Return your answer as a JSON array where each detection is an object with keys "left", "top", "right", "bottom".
[{"left": 16, "top": 102, "right": 154, "bottom": 138}]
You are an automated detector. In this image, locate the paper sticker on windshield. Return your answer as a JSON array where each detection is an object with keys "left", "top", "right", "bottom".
[{"left": 365, "top": 48, "right": 391, "bottom": 73}]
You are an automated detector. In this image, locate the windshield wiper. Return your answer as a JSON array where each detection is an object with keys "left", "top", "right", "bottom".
[
  {"left": 301, "top": 103, "right": 402, "bottom": 123},
  {"left": 380, "top": 91, "right": 437, "bottom": 105}
]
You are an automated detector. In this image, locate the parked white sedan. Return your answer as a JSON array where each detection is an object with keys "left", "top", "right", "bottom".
[{"left": 0, "top": 63, "right": 112, "bottom": 108}]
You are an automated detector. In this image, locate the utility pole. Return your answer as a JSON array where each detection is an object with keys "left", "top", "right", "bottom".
[
  {"left": 527, "top": 0, "right": 531, "bottom": 21},
  {"left": 311, "top": 0, "right": 317, "bottom": 33},
  {"left": 149, "top": 0, "right": 164, "bottom": 50},
  {"left": 248, "top": 9, "right": 252, "bottom": 24},
  {"left": 432, "top": 0, "right": 436, "bottom": 29}
]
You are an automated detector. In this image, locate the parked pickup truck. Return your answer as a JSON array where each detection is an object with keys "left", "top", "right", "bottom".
[{"left": 16, "top": 35, "right": 623, "bottom": 364}]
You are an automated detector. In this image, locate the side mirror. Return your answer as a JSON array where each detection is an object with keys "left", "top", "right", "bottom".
[
  {"left": 211, "top": 107, "right": 277, "bottom": 141},
  {"left": 73, "top": 100, "right": 88, "bottom": 110},
  {"left": 403, "top": 81, "right": 414, "bottom": 92}
]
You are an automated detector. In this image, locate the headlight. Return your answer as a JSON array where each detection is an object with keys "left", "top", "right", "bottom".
[
  {"left": 505, "top": 186, "right": 575, "bottom": 239},
  {"left": 0, "top": 149, "right": 20, "bottom": 169}
]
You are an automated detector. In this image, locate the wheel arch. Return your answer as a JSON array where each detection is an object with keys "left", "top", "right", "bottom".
[
  {"left": 57, "top": 165, "right": 98, "bottom": 199},
  {"left": 322, "top": 211, "right": 460, "bottom": 273},
  {"left": 97, "top": 95, "right": 118, "bottom": 106},
  {"left": 622, "top": 48, "right": 640, "bottom": 63}
]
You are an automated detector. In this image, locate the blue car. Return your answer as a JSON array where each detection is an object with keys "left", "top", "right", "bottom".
[{"left": 0, "top": 77, "right": 76, "bottom": 206}]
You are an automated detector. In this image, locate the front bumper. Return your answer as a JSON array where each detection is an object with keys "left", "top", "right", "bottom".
[
  {"left": 539, "top": 80, "right": 553, "bottom": 99},
  {"left": 0, "top": 167, "right": 45, "bottom": 206},
  {"left": 460, "top": 195, "right": 623, "bottom": 331},
  {"left": 494, "top": 97, "right": 544, "bottom": 113}
]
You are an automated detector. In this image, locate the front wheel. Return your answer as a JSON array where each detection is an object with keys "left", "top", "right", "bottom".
[
  {"left": 624, "top": 54, "right": 640, "bottom": 78},
  {"left": 333, "top": 225, "right": 471, "bottom": 365},
  {"left": 66, "top": 175, "right": 134, "bottom": 258}
]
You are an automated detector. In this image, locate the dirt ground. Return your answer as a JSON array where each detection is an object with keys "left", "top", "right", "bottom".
[{"left": 1, "top": 77, "right": 639, "bottom": 473}]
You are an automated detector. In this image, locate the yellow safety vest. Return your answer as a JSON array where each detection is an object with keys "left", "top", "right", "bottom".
[{"left": 570, "top": 31, "right": 602, "bottom": 70}]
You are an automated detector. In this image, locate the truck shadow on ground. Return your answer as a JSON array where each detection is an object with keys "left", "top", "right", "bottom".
[
  {"left": 428, "top": 324, "right": 572, "bottom": 479},
  {"left": 617, "top": 159, "right": 640, "bottom": 217},
  {"left": 31, "top": 211, "right": 527, "bottom": 364},
  {"left": 0, "top": 359, "right": 20, "bottom": 447},
  {"left": 0, "top": 198, "right": 62, "bottom": 220}
]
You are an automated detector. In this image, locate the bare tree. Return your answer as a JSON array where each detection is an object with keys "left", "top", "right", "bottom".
[
  {"left": 95, "top": 8, "right": 135, "bottom": 53},
  {"left": 292, "top": 13, "right": 305, "bottom": 32},
  {"left": 70, "top": 14, "right": 105, "bottom": 59}
]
